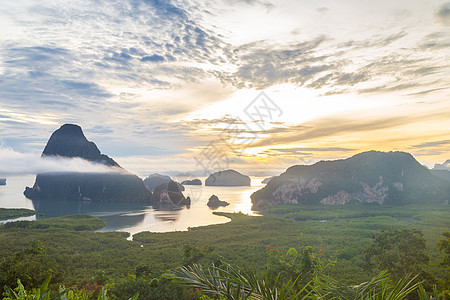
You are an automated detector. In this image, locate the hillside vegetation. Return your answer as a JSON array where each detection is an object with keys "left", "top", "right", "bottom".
[
  {"left": 0, "top": 208, "right": 35, "bottom": 220},
  {"left": 252, "top": 151, "right": 450, "bottom": 208},
  {"left": 0, "top": 204, "right": 448, "bottom": 297}
]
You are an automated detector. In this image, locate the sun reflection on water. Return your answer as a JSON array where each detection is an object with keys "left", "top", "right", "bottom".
[{"left": 232, "top": 181, "right": 263, "bottom": 216}]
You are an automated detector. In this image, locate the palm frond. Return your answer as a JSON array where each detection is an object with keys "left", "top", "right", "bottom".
[
  {"left": 417, "top": 285, "right": 447, "bottom": 300},
  {"left": 312, "top": 271, "right": 421, "bottom": 300},
  {"left": 165, "top": 263, "right": 311, "bottom": 300}
]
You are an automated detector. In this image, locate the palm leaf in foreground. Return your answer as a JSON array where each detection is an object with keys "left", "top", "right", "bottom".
[
  {"left": 417, "top": 285, "right": 447, "bottom": 300},
  {"left": 312, "top": 270, "right": 421, "bottom": 300},
  {"left": 165, "top": 263, "right": 311, "bottom": 300}
]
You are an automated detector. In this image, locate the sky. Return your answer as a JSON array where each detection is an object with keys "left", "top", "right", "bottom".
[{"left": 0, "top": 0, "right": 449, "bottom": 177}]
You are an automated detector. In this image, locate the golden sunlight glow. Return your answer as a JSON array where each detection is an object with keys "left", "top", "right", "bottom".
[
  {"left": 182, "top": 83, "right": 450, "bottom": 171},
  {"left": 0, "top": 109, "right": 60, "bottom": 126}
]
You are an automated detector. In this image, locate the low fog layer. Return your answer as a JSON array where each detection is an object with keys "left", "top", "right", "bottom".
[{"left": 0, "top": 147, "right": 124, "bottom": 176}]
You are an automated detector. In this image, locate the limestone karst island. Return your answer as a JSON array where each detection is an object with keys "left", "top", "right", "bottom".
[{"left": 0, "top": 1, "right": 449, "bottom": 299}]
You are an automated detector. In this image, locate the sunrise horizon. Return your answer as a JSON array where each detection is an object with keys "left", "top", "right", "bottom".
[{"left": 1, "top": 0, "right": 449, "bottom": 177}]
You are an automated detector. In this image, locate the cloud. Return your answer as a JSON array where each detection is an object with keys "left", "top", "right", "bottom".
[
  {"left": 411, "top": 140, "right": 450, "bottom": 148},
  {"left": 222, "top": 0, "right": 274, "bottom": 10},
  {"left": 271, "top": 147, "right": 354, "bottom": 153},
  {"left": 85, "top": 125, "right": 114, "bottom": 135},
  {"left": 249, "top": 110, "right": 450, "bottom": 148},
  {"left": 212, "top": 28, "right": 446, "bottom": 95},
  {"left": 0, "top": 147, "right": 124, "bottom": 176},
  {"left": 339, "top": 31, "right": 407, "bottom": 49},
  {"left": 407, "top": 87, "right": 447, "bottom": 96},
  {"left": 419, "top": 32, "right": 450, "bottom": 50},
  {"left": 0, "top": 0, "right": 229, "bottom": 103},
  {"left": 215, "top": 36, "right": 330, "bottom": 89},
  {"left": 436, "top": 2, "right": 450, "bottom": 25},
  {"left": 141, "top": 54, "right": 166, "bottom": 63},
  {"left": 1, "top": 0, "right": 450, "bottom": 171},
  {"left": 254, "top": 147, "right": 355, "bottom": 160},
  {"left": 316, "top": 7, "right": 329, "bottom": 14},
  {"left": 1, "top": 0, "right": 447, "bottom": 102},
  {"left": 61, "top": 81, "right": 112, "bottom": 98},
  {"left": 411, "top": 66, "right": 441, "bottom": 75},
  {"left": 0, "top": 46, "right": 112, "bottom": 112},
  {"left": 358, "top": 83, "right": 416, "bottom": 94},
  {"left": 333, "top": 72, "right": 370, "bottom": 86},
  {"left": 141, "top": 0, "right": 188, "bottom": 18}
]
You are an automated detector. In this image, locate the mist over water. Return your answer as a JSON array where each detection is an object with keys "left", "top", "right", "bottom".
[
  {"left": 0, "top": 147, "right": 124, "bottom": 176},
  {"left": 0, "top": 175, "right": 264, "bottom": 236}
]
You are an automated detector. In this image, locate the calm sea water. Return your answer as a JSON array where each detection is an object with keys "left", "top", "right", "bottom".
[{"left": 0, "top": 175, "right": 264, "bottom": 236}]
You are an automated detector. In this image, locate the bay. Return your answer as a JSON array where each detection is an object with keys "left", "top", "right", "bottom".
[{"left": 0, "top": 175, "right": 263, "bottom": 236}]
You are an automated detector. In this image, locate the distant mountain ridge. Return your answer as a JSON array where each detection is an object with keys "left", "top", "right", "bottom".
[
  {"left": 433, "top": 159, "right": 450, "bottom": 171},
  {"left": 24, "top": 124, "right": 151, "bottom": 203},
  {"left": 251, "top": 151, "right": 450, "bottom": 208},
  {"left": 430, "top": 159, "right": 450, "bottom": 181}
]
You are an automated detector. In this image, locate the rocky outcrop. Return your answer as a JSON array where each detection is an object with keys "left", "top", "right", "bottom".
[
  {"left": 251, "top": 151, "right": 450, "bottom": 208},
  {"left": 271, "top": 178, "right": 322, "bottom": 205},
  {"left": 181, "top": 179, "right": 202, "bottom": 185},
  {"left": 152, "top": 180, "right": 190, "bottom": 207},
  {"left": 262, "top": 177, "right": 273, "bottom": 184},
  {"left": 205, "top": 170, "right": 250, "bottom": 186},
  {"left": 0, "top": 178, "right": 6, "bottom": 186},
  {"left": 320, "top": 176, "right": 396, "bottom": 205},
  {"left": 321, "top": 191, "right": 351, "bottom": 205},
  {"left": 42, "top": 124, "right": 119, "bottom": 166},
  {"left": 24, "top": 124, "right": 151, "bottom": 203},
  {"left": 144, "top": 174, "right": 184, "bottom": 192},
  {"left": 392, "top": 182, "right": 404, "bottom": 191},
  {"left": 207, "top": 195, "right": 229, "bottom": 208},
  {"left": 270, "top": 176, "right": 392, "bottom": 206}
]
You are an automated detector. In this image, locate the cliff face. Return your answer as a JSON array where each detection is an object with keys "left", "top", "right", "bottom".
[
  {"left": 143, "top": 174, "right": 189, "bottom": 206},
  {"left": 152, "top": 180, "right": 190, "bottom": 207},
  {"left": 205, "top": 170, "right": 251, "bottom": 186},
  {"left": 41, "top": 124, "right": 118, "bottom": 166},
  {"left": 24, "top": 124, "right": 151, "bottom": 203},
  {"left": 207, "top": 195, "right": 229, "bottom": 208},
  {"left": 251, "top": 151, "right": 450, "bottom": 208}
]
